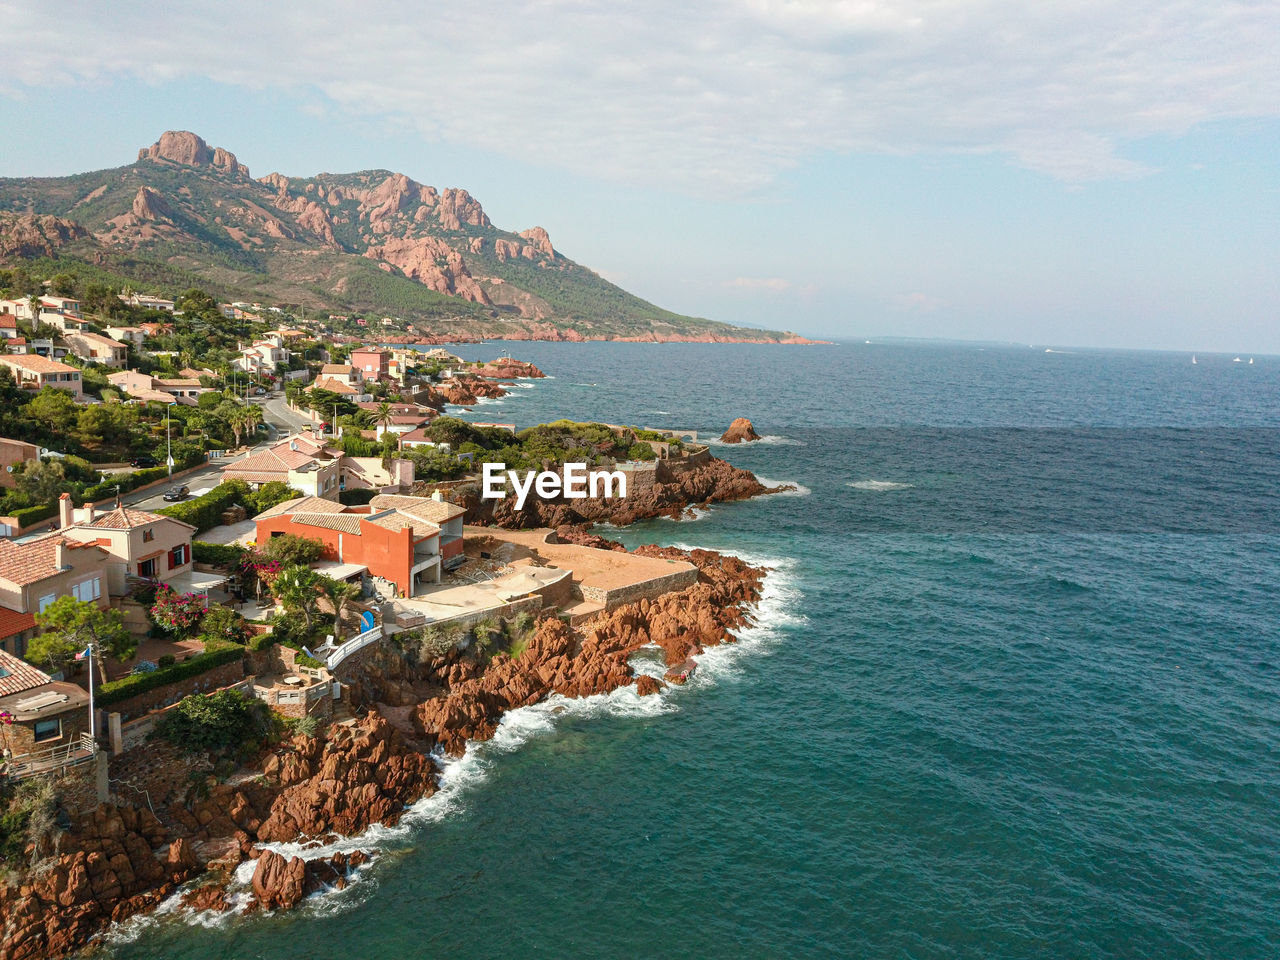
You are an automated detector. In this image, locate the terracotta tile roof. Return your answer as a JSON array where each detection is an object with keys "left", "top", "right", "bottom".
[
  {"left": 0, "top": 534, "right": 106, "bottom": 587},
  {"left": 310, "top": 377, "right": 359, "bottom": 395},
  {"left": 370, "top": 494, "right": 465, "bottom": 524},
  {"left": 224, "top": 444, "right": 326, "bottom": 478},
  {"left": 0, "top": 648, "right": 52, "bottom": 698},
  {"left": 289, "top": 513, "right": 364, "bottom": 535},
  {"left": 0, "top": 608, "right": 36, "bottom": 642},
  {"left": 366, "top": 510, "right": 438, "bottom": 537},
  {"left": 222, "top": 470, "right": 288, "bottom": 484},
  {"left": 255, "top": 495, "right": 340, "bottom": 520},
  {"left": 0, "top": 354, "right": 78, "bottom": 374},
  {"left": 0, "top": 316, "right": 16, "bottom": 328},
  {"left": 67, "top": 331, "right": 126, "bottom": 350},
  {"left": 78, "top": 506, "right": 195, "bottom": 532},
  {"left": 321, "top": 364, "right": 356, "bottom": 375}
]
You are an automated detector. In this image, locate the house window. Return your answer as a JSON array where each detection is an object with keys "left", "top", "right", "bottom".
[
  {"left": 38, "top": 593, "right": 56, "bottom": 613},
  {"left": 33, "top": 718, "right": 61, "bottom": 742},
  {"left": 71, "top": 577, "right": 101, "bottom": 602},
  {"left": 143, "top": 529, "right": 154, "bottom": 542},
  {"left": 138, "top": 557, "right": 157, "bottom": 578},
  {"left": 169, "top": 544, "right": 188, "bottom": 569}
]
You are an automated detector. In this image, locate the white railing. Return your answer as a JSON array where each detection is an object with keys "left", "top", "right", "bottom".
[
  {"left": 2, "top": 733, "right": 98, "bottom": 781},
  {"left": 325, "top": 624, "right": 383, "bottom": 670}
]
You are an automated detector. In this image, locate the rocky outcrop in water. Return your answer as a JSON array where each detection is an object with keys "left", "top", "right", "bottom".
[
  {"left": 0, "top": 714, "right": 433, "bottom": 959},
  {"left": 459, "top": 454, "right": 780, "bottom": 528},
  {"left": 719, "top": 417, "right": 761, "bottom": 443},
  {"left": 471, "top": 358, "right": 547, "bottom": 380},
  {"left": 414, "top": 547, "right": 765, "bottom": 755},
  {"left": 255, "top": 714, "right": 436, "bottom": 842},
  {"left": 0, "top": 806, "right": 199, "bottom": 960}
]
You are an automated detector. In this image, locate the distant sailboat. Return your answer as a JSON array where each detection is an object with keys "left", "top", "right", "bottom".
[
  {"left": 1249, "top": 357, "right": 1254, "bottom": 364},
  {"left": 1192, "top": 355, "right": 1197, "bottom": 364},
  {"left": 1233, "top": 356, "right": 1242, "bottom": 363}
]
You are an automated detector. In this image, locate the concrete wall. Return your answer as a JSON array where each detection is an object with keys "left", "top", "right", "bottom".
[
  {"left": 578, "top": 565, "right": 699, "bottom": 611},
  {"left": 110, "top": 677, "right": 256, "bottom": 753},
  {"left": 104, "top": 657, "right": 248, "bottom": 722}
]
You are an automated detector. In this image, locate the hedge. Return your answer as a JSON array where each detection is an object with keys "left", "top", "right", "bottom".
[
  {"left": 248, "top": 630, "right": 278, "bottom": 653},
  {"left": 156, "top": 480, "right": 251, "bottom": 533},
  {"left": 193, "top": 541, "right": 247, "bottom": 567},
  {"left": 97, "top": 646, "right": 247, "bottom": 707},
  {"left": 11, "top": 503, "right": 57, "bottom": 527},
  {"left": 82, "top": 465, "right": 169, "bottom": 502}
]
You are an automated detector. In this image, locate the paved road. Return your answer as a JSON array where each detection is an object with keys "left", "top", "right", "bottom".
[
  {"left": 114, "top": 395, "right": 313, "bottom": 513},
  {"left": 259, "top": 394, "right": 314, "bottom": 435}
]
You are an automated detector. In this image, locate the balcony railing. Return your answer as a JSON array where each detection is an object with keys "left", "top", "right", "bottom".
[
  {"left": 2, "top": 733, "right": 98, "bottom": 782},
  {"left": 325, "top": 624, "right": 383, "bottom": 670}
]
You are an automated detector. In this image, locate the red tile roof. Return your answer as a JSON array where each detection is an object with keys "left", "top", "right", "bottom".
[
  {"left": 0, "top": 534, "right": 107, "bottom": 587},
  {"left": 0, "top": 647, "right": 52, "bottom": 697},
  {"left": 0, "top": 608, "right": 36, "bottom": 642}
]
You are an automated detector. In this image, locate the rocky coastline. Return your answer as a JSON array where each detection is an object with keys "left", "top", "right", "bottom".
[
  {"left": 0, "top": 545, "right": 766, "bottom": 959},
  {"left": 455, "top": 453, "right": 785, "bottom": 527}
]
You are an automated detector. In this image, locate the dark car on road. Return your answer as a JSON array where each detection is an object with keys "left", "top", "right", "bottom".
[
  {"left": 162, "top": 486, "right": 190, "bottom": 502},
  {"left": 130, "top": 456, "right": 159, "bottom": 468}
]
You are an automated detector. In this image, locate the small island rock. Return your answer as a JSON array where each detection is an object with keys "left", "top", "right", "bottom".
[{"left": 719, "top": 418, "right": 761, "bottom": 443}]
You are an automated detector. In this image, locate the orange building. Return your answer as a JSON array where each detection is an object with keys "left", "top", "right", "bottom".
[{"left": 253, "top": 494, "right": 464, "bottom": 597}]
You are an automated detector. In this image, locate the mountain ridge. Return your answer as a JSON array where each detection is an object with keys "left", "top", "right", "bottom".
[{"left": 0, "top": 131, "right": 819, "bottom": 343}]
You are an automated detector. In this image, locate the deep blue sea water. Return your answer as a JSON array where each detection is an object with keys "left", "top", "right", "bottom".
[{"left": 106, "top": 342, "right": 1279, "bottom": 959}]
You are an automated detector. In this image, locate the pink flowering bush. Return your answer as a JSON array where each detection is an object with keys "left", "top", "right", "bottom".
[{"left": 150, "top": 586, "right": 208, "bottom": 636}]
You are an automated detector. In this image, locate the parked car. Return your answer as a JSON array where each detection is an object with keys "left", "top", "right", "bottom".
[
  {"left": 162, "top": 485, "right": 190, "bottom": 502},
  {"left": 130, "top": 455, "right": 159, "bottom": 468}
]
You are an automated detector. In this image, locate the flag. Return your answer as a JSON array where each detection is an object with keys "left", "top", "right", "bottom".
[{"left": 74, "top": 645, "right": 91, "bottom": 660}]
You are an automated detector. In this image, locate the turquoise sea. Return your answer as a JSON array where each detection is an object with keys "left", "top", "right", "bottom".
[{"left": 106, "top": 342, "right": 1279, "bottom": 959}]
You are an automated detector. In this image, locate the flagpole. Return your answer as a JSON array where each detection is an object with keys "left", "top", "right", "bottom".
[{"left": 87, "top": 641, "right": 95, "bottom": 742}]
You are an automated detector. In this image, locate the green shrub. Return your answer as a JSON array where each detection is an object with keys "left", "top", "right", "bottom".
[
  {"left": 81, "top": 465, "right": 170, "bottom": 502},
  {"left": 192, "top": 541, "right": 247, "bottom": 567},
  {"left": 243, "top": 481, "right": 299, "bottom": 515},
  {"left": 10, "top": 503, "right": 57, "bottom": 527},
  {"left": 338, "top": 488, "right": 376, "bottom": 506},
  {"left": 156, "top": 480, "right": 251, "bottom": 532},
  {"left": 259, "top": 533, "right": 323, "bottom": 567},
  {"left": 97, "top": 646, "right": 246, "bottom": 706},
  {"left": 158, "top": 654, "right": 176, "bottom": 668},
  {"left": 199, "top": 606, "right": 250, "bottom": 647},
  {"left": 153, "top": 689, "right": 269, "bottom": 754}
]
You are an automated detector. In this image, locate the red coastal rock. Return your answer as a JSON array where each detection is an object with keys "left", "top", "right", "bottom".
[
  {"left": 255, "top": 713, "right": 436, "bottom": 842},
  {"left": 719, "top": 417, "right": 762, "bottom": 443},
  {"left": 414, "top": 547, "right": 766, "bottom": 756}
]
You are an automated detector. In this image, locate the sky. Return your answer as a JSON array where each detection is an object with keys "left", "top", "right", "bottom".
[{"left": 0, "top": 0, "right": 1277, "bottom": 352}]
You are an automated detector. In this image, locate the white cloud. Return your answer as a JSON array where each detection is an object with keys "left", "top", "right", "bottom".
[{"left": 2, "top": 0, "right": 1277, "bottom": 193}]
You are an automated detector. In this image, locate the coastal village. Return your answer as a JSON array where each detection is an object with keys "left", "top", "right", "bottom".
[{"left": 0, "top": 274, "right": 774, "bottom": 958}]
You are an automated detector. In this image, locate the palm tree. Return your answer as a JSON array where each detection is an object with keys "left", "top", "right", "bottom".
[
  {"left": 373, "top": 401, "right": 394, "bottom": 438},
  {"left": 241, "top": 403, "right": 263, "bottom": 443},
  {"left": 272, "top": 564, "right": 320, "bottom": 634},
  {"left": 226, "top": 406, "right": 248, "bottom": 447},
  {"left": 319, "top": 576, "right": 362, "bottom": 638}
]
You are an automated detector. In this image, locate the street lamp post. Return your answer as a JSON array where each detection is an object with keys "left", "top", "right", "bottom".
[{"left": 166, "top": 401, "right": 176, "bottom": 477}]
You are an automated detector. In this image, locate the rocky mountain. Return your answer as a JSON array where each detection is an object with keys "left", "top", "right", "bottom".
[{"left": 0, "top": 131, "right": 814, "bottom": 342}]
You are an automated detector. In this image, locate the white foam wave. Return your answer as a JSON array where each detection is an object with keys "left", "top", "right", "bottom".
[
  {"left": 847, "top": 479, "right": 914, "bottom": 491},
  {"left": 659, "top": 505, "right": 712, "bottom": 522},
  {"left": 703, "top": 434, "right": 804, "bottom": 447},
  {"left": 103, "top": 553, "right": 798, "bottom": 940},
  {"left": 512, "top": 382, "right": 535, "bottom": 389},
  {"left": 754, "top": 476, "right": 811, "bottom": 497}
]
